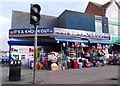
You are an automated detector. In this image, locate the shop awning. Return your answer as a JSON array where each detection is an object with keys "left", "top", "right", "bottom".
[
  {"left": 8, "top": 40, "right": 59, "bottom": 46},
  {"left": 54, "top": 37, "right": 88, "bottom": 43},
  {"left": 89, "top": 39, "right": 113, "bottom": 44}
]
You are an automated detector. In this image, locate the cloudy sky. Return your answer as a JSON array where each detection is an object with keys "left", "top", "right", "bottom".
[{"left": 0, "top": 0, "right": 120, "bottom": 51}]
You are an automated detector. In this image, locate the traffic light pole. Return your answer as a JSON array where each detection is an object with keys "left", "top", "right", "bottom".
[
  {"left": 30, "top": 4, "right": 41, "bottom": 84},
  {"left": 33, "top": 25, "right": 37, "bottom": 84}
]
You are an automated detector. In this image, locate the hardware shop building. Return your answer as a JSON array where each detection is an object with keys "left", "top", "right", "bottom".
[{"left": 8, "top": 10, "right": 112, "bottom": 63}]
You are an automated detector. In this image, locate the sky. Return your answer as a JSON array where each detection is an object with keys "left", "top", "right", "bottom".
[{"left": 0, "top": 0, "right": 120, "bottom": 51}]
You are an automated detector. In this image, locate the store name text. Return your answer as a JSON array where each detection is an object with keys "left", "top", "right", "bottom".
[{"left": 9, "top": 28, "right": 54, "bottom": 34}]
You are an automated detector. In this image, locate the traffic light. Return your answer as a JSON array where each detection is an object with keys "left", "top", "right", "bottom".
[{"left": 30, "top": 4, "right": 41, "bottom": 25}]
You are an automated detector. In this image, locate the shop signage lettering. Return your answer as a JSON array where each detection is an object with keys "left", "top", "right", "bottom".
[
  {"left": 54, "top": 28, "right": 110, "bottom": 39},
  {"left": 9, "top": 27, "right": 110, "bottom": 39},
  {"left": 38, "top": 29, "right": 52, "bottom": 34},
  {"left": 9, "top": 28, "right": 54, "bottom": 34}
]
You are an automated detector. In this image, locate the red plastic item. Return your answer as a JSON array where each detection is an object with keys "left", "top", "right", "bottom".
[
  {"left": 75, "top": 43, "right": 79, "bottom": 50},
  {"left": 86, "top": 61, "right": 91, "bottom": 68},
  {"left": 36, "top": 64, "right": 39, "bottom": 70},
  {"left": 74, "top": 61, "right": 78, "bottom": 69}
]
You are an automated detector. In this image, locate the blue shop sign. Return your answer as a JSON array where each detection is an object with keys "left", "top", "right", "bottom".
[
  {"left": 54, "top": 28, "right": 110, "bottom": 40},
  {"left": 9, "top": 28, "right": 54, "bottom": 34}
]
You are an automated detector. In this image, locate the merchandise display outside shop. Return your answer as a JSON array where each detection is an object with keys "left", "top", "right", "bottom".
[
  {"left": 8, "top": 27, "right": 120, "bottom": 71},
  {"left": 10, "top": 42, "right": 120, "bottom": 70}
]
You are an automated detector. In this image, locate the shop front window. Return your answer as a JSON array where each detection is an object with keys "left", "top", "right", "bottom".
[{"left": 95, "top": 20, "right": 102, "bottom": 33}]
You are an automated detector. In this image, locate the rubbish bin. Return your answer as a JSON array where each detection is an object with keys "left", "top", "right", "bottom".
[{"left": 9, "top": 60, "right": 21, "bottom": 81}]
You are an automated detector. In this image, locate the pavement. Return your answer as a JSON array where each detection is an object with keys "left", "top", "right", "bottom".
[{"left": 0, "top": 64, "right": 119, "bottom": 85}]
